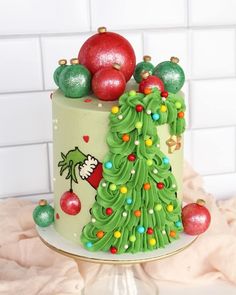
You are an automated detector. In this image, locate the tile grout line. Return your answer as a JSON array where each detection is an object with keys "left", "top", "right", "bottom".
[
  {"left": 38, "top": 36, "right": 46, "bottom": 90},
  {"left": 0, "top": 141, "right": 52, "bottom": 149}
]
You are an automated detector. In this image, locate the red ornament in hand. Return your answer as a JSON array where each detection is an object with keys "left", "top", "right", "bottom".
[
  {"left": 182, "top": 199, "right": 211, "bottom": 235},
  {"left": 92, "top": 64, "right": 126, "bottom": 101},
  {"left": 60, "top": 190, "right": 81, "bottom": 215},
  {"left": 139, "top": 72, "right": 164, "bottom": 94},
  {"left": 78, "top": 27, "right": 136, "bottom": 81}
]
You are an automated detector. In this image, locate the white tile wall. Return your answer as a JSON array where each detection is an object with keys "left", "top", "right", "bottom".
[{"left": 0, "top": 0, "right": 236, "bottom": 200}]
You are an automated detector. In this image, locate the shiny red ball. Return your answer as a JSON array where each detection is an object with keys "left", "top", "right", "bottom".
[
  {"left": 136, "top": 104, "right": 144, "bottom": 112},
  {"left": 182, "top": 202, "right": 211, "bottom": 235},
  {"left": 161, "top": 91, "right": 168, "bottom": 98},
  {"left": 128, "top": 154, "right": 136, "bottom": 161},
  {"left": 106, "top": 208, "right": 113, "bottom": 215},
  {"left": 78, "top": 29, "right": 136, "bottom": 81},
  {"left": 157, "top": 182, "right": 164, "bottom": 190},
  {"left": 139, "top": 75, "right": 164, "bottom": 94},
  {"left": 92, "top": 66, "right": 126, "bottom": 101},
  {"left": 60, "top": 190, "right": 81, "bottom": 215},
  {"left": 110, "top": 246, "right": 117, "bottom": 254},
  {"left": 147, "top": 227, "right": 154, "bottom": 235}
]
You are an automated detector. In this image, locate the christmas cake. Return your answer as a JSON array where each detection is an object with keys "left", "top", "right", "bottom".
[{"left": 33, "top": 27, "right": 191, "bottom": 255}]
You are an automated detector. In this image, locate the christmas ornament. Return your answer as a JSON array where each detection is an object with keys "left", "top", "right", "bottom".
[
  {"left": 59, "top": 58, "right": 91, "bottom": 98},
  {"left": 53, "top": 59, "right": 68, "bottom": 87},
  {"left": 33, "top": 199, "right": 54, "bottom": 227},
  {"left": 166, "top": 135, "right": 182, "bottom": 154},
  {"left": 60, "top": 190, "right": 81, "bottom": 215},
  {"left": 133, "top": 55, "right": 155, "bottom": 83},
  {"left": 78, "top": 27, "right": 136, "bottom": 81},
  {"left": 153, "top": 57, "right": 185, "bottom": 94},
  {"left": 139, "top": 71, "right": 164, "bottom": 94},
  {"left": 182, "top": 199, "right": 211, "bottom": 235},
  {"left": 92, "top": 64, "right": 126, "bottom": 101}
]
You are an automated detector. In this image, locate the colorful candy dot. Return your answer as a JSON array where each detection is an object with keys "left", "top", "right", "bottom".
[
  {"left": 161, "top": 91, "right": 168, "bottom": 98},
  {"left": 131, "top": 169, "right": 136, "bottom": 174},
  {"left": 86, "top": 242, "right": 93, "bottom": 248},
  {"left": 143, "top": 183, "right": 151, "bottom": 190},
  {"left": 129, "top": 90, "right": 136, "bottom": 97},
  {"left": 144, "top": 87, "right": 152, "bottom": 95},
  {"left": 135, "top": 121, "right": 143, "bottom": 129},
  {"left": 137, "top": 226, "right": 145, "bottom": 234},
  {"left": 149, "top": 238, "right": 156, "bottom": 246},
  {"left": 114, "top": 231, "right": 121, "bottom": 238},
  {"left": 96, "top": 231, "right": 104, "bottom": 238},
  {"left": 91, "top": 218, "right": 96, "bottom": 223},
  {"left": 136, "top": 104, "right": 143, "bottom": 112},
  {"left": 134, "top": 210, "right": 141, "bottom": 217},
  {"left": 122, "top": 134, "right": 130, "bottom": 142},
  {"left": 153, "top": 169, "right": 158, "bottom": 174},
  {"left": 157, "top": 182, "right": 165, "bottom": 190},
  {"left": 167, "top": 204, "right": 174, "bottom": 212},
  {"left": 146, "top": 109, "right": 152, "bottom": 115},
  {"left": 122, "top": 212, "right": 128, "bottom": 217},
  {"left": 120, "top": 186, "right": 128, "bottom": 194},
  {"left": 162, "top": 230, "right": 166, "bottom": 235},
  {"left": 109, "top": 183, "right": 117, "bottom": 191},
  {"left": 160, "top": 105, "right": 167, "bottom": 112},
  {"left": 126, "top": 197, "right": 133, "bottom": 205},
  {"left": 147, "top": 228, "right": 154, "bottom": 235},
  {"left": 155, "top": 204, "right": 162, "bottom": 211},
  {"left": 124, "top": 244, "right": 129, "bottom": 250},
  {"left": 106, "top": 208, "right": 113, "bottom": 215},
  {"left": 145, "top": 139, "right": 153, "bottom": 147},
  {"left": 129, "top": 235, "right": 136, "bottom": 242},
  {"left": 172, "top": 184, "right": 176, "bottom": 188},
  {"left": 111, "top": 106, "right": 119, "bottom": 114},
  {"left": 134, "top": 140, "right": 140, "bottom": 145},
  {"left": 118, "top": 115, "right": 123, "bottom": 120},
  {"left": 175, "top": 221, "right": 182, "bottom": 228},
  {"left": 98, "top": 103, "right": 103, "bottom": 108},
  {"left": 178, "top": 111, "right": 184, "bottom": 118},
  {"left": 148, "top": 209, "right": 154, "bottom": 214},
  {"left": 170, "top": 230, "right": 176, "bottom": 238},
  {"left": 175, "top": 102, "right": 182, "bottom": 109},
  {"left": 102, "top": 182, "right": 107, "bottom": 187},
  {"left": 152, "top": 113, "right": 160, "bottom": 121},
  {"left": 110, "top": 246, "right": 117, "bottom": 254},
  {"left": 128, "top": 154, "right": 136, "bottom": 161},
  {"left": 105, "top": 161, "right": 112, "bottom": 169},
  {"left": 163, "top": 157, "right": 169, "bottom": 164},
  {"left": 146, "top": 159, "right": 153, "bottom": 166}
]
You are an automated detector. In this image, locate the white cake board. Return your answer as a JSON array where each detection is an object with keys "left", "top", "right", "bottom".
[{"left": 37, "top": 225, "right": 198, "bottom": 265}]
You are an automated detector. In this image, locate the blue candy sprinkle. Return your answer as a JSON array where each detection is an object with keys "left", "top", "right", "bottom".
[
  {"left": 152, "top": 113, "right": 160, "bottom": 121},
  {"left": 163, "top": 157, "right": 169, "bottom": 164},
  {"left": 175, "top": 221, "right": 182, "bottom": 228},
  {"left": 104, "top": 161, "right": 112, "bottom": 169},
  {"left": 86, "top": 242, "right": 93, "bottom": 248},
  {"left": 126, "top": 197, "right": 133, "bottom": 205},
  {"left": 137, "top": 226, "right": 145, "bottom": 234}
]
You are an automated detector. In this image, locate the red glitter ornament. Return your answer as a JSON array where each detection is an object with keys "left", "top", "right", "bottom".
[
  {"left": 139, "top": 72, "right": 164, "bottom": 94},
  {"left": 128, "top": 154, "right": 136, "bottom": 161},
  {"left": 106, "top": 208, "right": 113, "bottom": 215},
  {"left": 60, "top": 190, "right": 81, "bottom": 215},
  {"left": 136, "top": 104, "right": 144, "bottom": 112},
  {"left": 157, "top": 182, "right": 165, "bottom": 190}
]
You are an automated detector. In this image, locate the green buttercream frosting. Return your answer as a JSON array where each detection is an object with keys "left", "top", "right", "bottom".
[{"left": 81, "top": 89, "right": 186, "bottom": 254}]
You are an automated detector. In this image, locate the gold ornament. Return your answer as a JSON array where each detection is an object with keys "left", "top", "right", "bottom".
[{"left": 166, "top": 135, "right": 182, "bottom": 154}]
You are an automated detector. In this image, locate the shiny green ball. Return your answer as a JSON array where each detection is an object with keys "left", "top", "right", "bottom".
[
  {"left": 53, "top": 60, "right": 68, "bottom": 87},
  {"left": 133, "top": 57, "right": 155, "bottom": 83},
  {"left": 153, "top": 58, "right": 185, "bottom": 94},
  {"left": 33, "top": 201, "right": 54, "bottom": 227}
]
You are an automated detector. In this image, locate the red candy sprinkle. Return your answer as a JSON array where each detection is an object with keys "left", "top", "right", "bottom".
[
  {"left": 128, "top": 154, "right": 136, "bottom": 161},
  {"left": 106, "top": 208, "right": 113, "bottom": 215},
  {"left": 147, "top": 227, "right": 154, "bottom": 235},
  {"left": 136, "top": 104, "right": 144, "bottom": 112},
  {"left": 110, "top": 246, "right": 118, "bottom": 254},
  {"left": 161, "top": 91, "right": 168, "bottom": 98},
  {"left": 84, "top": 99, "right": 92, "bottom": 103},
  {"left": 157, "top": 182, "right": 165, "bottom": 190}
]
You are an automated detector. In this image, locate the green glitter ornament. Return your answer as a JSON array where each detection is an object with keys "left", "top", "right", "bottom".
[
  {"left": 153, "top": 57, "right": 185, "bottom": 94},
  {"left": 59, "top": 58, "right": 91, "bottom": 98},
  {"left": 133, "top": 55, "right": 155, "bottom": 83},
  {"left": 33, "top": 199, "right": 54, "bottom": 227},
  {"left": 53, "top": 59, "right": 68, "bottom": 87}
]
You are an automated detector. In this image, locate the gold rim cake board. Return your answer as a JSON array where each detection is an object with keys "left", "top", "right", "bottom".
[{"left": 37, "top": 225, "right": 198, "bottom": 265}]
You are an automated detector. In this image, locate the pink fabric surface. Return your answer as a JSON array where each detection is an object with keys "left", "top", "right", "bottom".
[{"left": 0, "top": 163, "right": 236, "bottom": 294}]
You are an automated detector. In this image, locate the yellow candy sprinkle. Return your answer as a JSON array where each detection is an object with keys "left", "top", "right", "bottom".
[
  {"left": 167, "top": 204, "right": 174, "bottom": 212},
  {"left": 120, "top": 186, "right": 128, "bottom": 194},
  {"left": 114, "top": 231, "right": 121, "bottom": 238},
  {"left": 145, "top": 139, "right": 153, "bottom": 147},
  {"left": 160, "top": 105, "right": 167, "bottom": 112},
  {"left": 149, "top": 238, "right": 156, "bottom": 246},
  {"left": 155, "top": 204, "right": 162, "bottom": 211},
  {"left": 111, "top": 106, "right": 119, "bottom": 114}
]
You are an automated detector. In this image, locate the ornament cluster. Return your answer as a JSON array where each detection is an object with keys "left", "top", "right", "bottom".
[{"left": 53, "top": 26, "right": 185, "bottom": 101}]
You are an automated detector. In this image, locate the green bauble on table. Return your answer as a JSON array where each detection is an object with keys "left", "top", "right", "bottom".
[
  {"left": 133, "top": 55, "right": 154, "bottom": 83},
  {"left": 33, "top": 199, "right": 54, "bottom": 227},
  {"left": 59, "top": 58, "right": 91, "bottom": 98},
  {"left": 153, "top": 57, "right": 185, "bottom": 94}
]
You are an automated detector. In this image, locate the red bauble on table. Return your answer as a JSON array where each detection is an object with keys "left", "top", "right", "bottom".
[
  {"left": 182, "top": 199, "right": 211, "bottom": 235},
  {"left": 92, "top": 64, "right": 126, "bottom": 101},
  {"left": 60, "top": 190, "right": 81, "bottom": 215},
  {"left": 139, "top": 71, "right": 164, "bottom": 94},
  {"left": 78, "top": 27, "right": 136, "bottom": 81}
]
